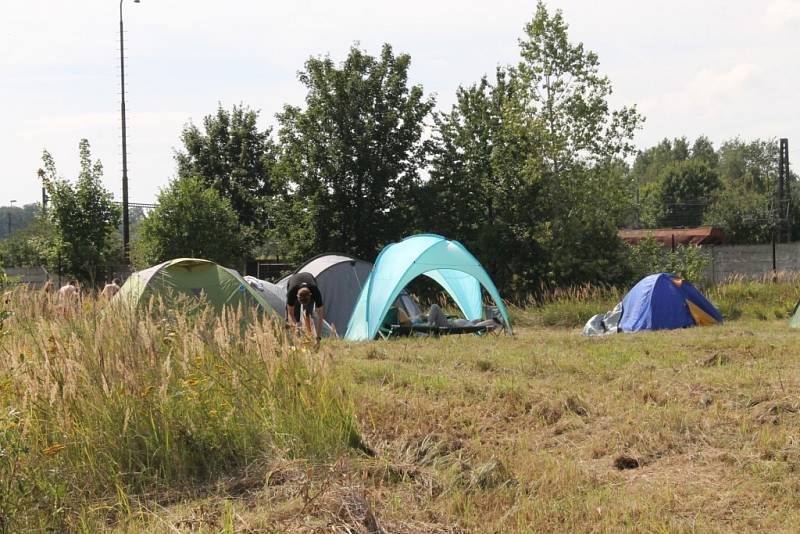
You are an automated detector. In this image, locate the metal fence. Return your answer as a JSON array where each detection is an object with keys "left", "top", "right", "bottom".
[{"left": 3, "top": 265, "right": 132, "bottom": 289}]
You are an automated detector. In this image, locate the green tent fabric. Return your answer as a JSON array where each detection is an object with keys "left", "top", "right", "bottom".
[
  {"left": 791, "top": 301, "right": 800, "bottom": 328},
  {"left": 345, "top": 234, "right": 512, "bottom": 340},
  {"left": 116, "top": 258, "right": 277, "bottom": 318}
]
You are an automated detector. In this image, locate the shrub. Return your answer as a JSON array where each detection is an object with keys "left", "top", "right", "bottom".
[{"left": 625, "top": 236, "right": 710, "bottom": 285}]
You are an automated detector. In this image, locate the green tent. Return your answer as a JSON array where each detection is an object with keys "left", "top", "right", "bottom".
[
  {"left": 116, "top": 258, "right": 277, "bottom": 318},
  {"left": 791, "top": 301, "right": 800, "bottom": 328}
]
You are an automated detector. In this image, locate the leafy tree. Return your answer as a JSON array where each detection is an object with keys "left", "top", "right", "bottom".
[
  {"left": 717, "top": 138, "right": 776, "bottom": 193},
  {"left": 691, "top": 136, "right": 718, "bottom": 168},
  {"left": 425, "top": 2, "right": 641, "bottom": 293},
  {"left": 176, "top": 104, "right": 279, "bottom": 243},
  {"left": 630, "top": 139, "right": 683, "bottom": 188},
  {"left": 671, "top": 137, "right": 691, "bottom": 162},
  {"left": 633, "top": 136, "right": 798, "bottom": 243},
  {"left": 512, "top": 1, "right": 641, "bottom": 287},
  {"left": 0, "top": 217, "right": 58, "bottom": 269},
  {"left": 40, "top": 140, "right": 121, "bottom": 283},
  {"left": 0, "top": 204, "right": 38, "bottom": 240},
  {"left": 625, "top": 237, "right": 710, "bottom": 285},
  {"left": 126, "top": 206, "right": 147, "bottom": 240},
  {"left": 703, "top": 138, "right": 785, "bottom": 242},
  {"left": 636, "top": 180, "right": 663, "bottom": 228},
  {"left": 274, "top": 44, "right": 435, "bottom": 261},
  {"left": 630, "top": 137, "right": 714, "bottom": 227},
  {"left": 704, "top": 186, "right": 774, "bottom": 244},
  {"left": 134, "top": 175, "right": 244, "bottom": 268},
  {"left": 516, "top": 2, "right": 641, "bottom": 177},
  {"left": 657, "top": 160, "right": 721, "bottom": 227},
  {"left": 423, "top": 69, "right": 529, "bottom": 282}
]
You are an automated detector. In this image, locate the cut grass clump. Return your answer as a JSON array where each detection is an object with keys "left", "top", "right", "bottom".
[{"left": 0, "top": 289, "right": 360, "bottom": 532}]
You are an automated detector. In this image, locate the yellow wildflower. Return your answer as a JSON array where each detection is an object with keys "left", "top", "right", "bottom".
[
  {"left": 42, "top": 443, "right": 66, "bottom": 456},
  {"left": 182, "top": 378, "right": 200, "bottom": 388}
]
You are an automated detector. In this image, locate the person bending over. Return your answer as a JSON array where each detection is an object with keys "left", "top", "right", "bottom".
[
  {"left": 286, "top": 272, "right": 325, "bottom": 348},
  {"left": 101, "top": 278, "right": 122, "bottom": 300}
]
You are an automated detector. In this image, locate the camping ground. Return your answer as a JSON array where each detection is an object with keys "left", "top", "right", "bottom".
[{"left": 3, "top": 277, "right": 800, "bottom": 532}]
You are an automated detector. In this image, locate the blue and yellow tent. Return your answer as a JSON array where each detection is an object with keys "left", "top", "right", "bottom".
[{"left": 620, "top": 273, "right": 722, "bottom": 332}]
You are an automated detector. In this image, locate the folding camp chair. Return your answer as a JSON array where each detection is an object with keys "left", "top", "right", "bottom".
[{"left": 385, "top": 323, "right": 491, "bottom": 338}]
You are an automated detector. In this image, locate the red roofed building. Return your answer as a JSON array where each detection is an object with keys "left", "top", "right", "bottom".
[{"left": 618, "top": 227, "right": 725, "bottom": 248}]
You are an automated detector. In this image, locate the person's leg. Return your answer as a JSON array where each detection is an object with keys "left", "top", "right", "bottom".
[{"left": 301, "top": 306, "right": 314, "bottom": 338}]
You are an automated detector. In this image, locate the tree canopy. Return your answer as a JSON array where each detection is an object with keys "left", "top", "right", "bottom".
[
  {"left": 631, "top": 136, "right": 794, "bottom": 245},
  {"left": 134, "top": 175, "right": 244, "bottom": 268},
  {"left": 176, "top": 104, "right": 279, "bottom": 242},
  {"left": 39, "top": 140, "right": 121, "bottom": 283},
  {"left": 423, "top": 1, "right": 641, "bottom": 292},
  {"left": 274, "top": 44, "right": 434, "bottom": 262}
]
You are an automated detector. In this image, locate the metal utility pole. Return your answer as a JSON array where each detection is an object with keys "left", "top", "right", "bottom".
[
  {"left": 119, "top": 0, "right": 140, "bottom": 263},
  {"left": 778, "top": 138, "right": 791, "bottom": 243},
  {"left": 38, "top": 169, "right": 48, "bottom": 214},
  {"left": 7, "top": 200, "right": 16, "bottom": 237}
]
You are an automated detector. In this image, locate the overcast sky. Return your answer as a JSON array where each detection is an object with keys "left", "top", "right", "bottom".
[{"left": 2, "top": 0, "right": 800, "bottom": 206}]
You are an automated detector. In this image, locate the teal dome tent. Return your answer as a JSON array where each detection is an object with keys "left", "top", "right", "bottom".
[{"left": 344, "top": 234, "right": 512, "bottom": 340}]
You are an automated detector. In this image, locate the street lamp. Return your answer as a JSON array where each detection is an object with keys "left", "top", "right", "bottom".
[
  {"left": 120, "top": 0, "right": 140, "bottom": 263},
  {"left": 7, "top": 200, "right": 16, "bottom": 237}
]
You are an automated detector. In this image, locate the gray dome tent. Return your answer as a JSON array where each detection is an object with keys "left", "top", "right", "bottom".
[
  {"left": 243, "top": 276, "right": 286, "bottom": 317},
  {"left": 277, "top": 254, "right": 374, "bottom": 335}
]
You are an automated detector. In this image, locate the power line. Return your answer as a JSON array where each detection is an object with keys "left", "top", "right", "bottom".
[{"left": 112, "top": 201, "right": 156, "bottom": 209}]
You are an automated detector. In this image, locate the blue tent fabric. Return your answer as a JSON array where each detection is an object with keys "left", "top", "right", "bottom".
[
  {"left": 619, "top": 273, "right": 722, "bottom": 332},
  {"left": 345, "top": 234, "right": 512, "bottom": 340}
]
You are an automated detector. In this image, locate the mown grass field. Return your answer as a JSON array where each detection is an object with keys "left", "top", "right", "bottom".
[{"left": 3, "top": 277, "right": 800, "bottom": 532}]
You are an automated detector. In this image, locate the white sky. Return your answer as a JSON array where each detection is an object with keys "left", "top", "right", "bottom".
[{"left": 2, "top": 0, "right": 800, "bottom": 206}]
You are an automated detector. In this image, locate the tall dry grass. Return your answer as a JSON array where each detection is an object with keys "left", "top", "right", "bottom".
[
  {"left": 0, "top": 288, "right": 361, "bottom": 532},
  {"left": 708, "top": 271, "right": 800, "bottom": 321},
  {"left": 510, "top": 283, "right": 623, "bottom": 328}
]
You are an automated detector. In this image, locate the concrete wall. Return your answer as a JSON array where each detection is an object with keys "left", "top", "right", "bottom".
[
  {"left": 705, "top": 242, "right": 800, "bottom": 283},
  {"left": 4, "top": 266, "right": 49, "bottom": 286}
]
